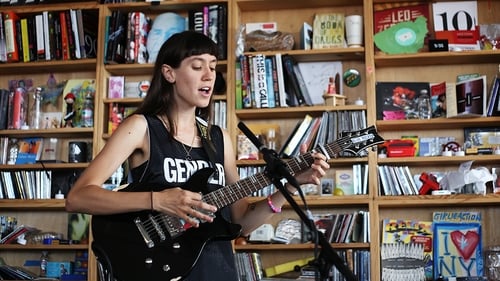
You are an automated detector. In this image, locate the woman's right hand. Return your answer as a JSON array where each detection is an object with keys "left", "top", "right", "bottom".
[{"left": 152, "top": 188, "right": 218, "bottom": 227}]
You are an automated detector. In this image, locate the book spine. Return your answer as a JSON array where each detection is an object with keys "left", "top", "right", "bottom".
[
  {"left": 207, "top": 5, "right": 218, "bottom": 44},
  {"left": 35, "top": 14, "right": 45, "bottom": 60},
  {"left": 125, "top": 11, "right": 135, "bottom": 63},
  {"left": 240, "top": 55, "right": 252, "bottom": 108},
  {"left": 264, "top": 57, "right": 276, "bottom": 108},
  {"left": 216, "top": 4, "right": 227, "bottom": 60},
  {"left": 252, "top": 54, "right": 268, "bottom": 108},
  {"left": 65, "top": 10, "right": 76, "bottom": 59},
  {"left": 188, "top": 8, "right": 204, "bottom": 33},
  {"left": 282, "top": 54, "right": 305, "bottom": 105},
  {"left": 4, "top": 11, "right": 19, "bottom": 62},
  {"left": 59, "top": 11, "right": 70, "bottom": 60},
  {"left": 76, "top": 9, "right": 86, "bottom": 58},
  {"left": 20, "top": 18, "right": 29, "bottom": 62},
  {"left": 202, "top": 5, "right": 209, "bottom": 36},
  {"left": 70, "top": 9, "right": 80, "bottom": 59},
  {"left": 0, "top": 12, "right": 6, "bottom": 62},
  {"left": 292, "top": 64, "right": 313, "bottom": 105},
  {"left": 274, "top": 53, "right": 287, "bottom": 107},
  {"left": 235, "top": 60, "right": 243, "bottom": 110},
  {"left": 53, "top": 14, "right": 62, "bottom": 60},
  {"left": 42, "top": 11, "right": 50, "bottom": 60}
]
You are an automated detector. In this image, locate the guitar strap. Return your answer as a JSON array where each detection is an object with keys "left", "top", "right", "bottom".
[{"left": 195, "top": 116, "right": 218, "bottom": 172}]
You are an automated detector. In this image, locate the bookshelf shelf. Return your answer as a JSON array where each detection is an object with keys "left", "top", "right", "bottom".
[
  {"left": 0, "top": 128, "right": 94, "bottom": 138},
  {"left": 104, "top": 60, "right": 228, "bottom": 76},
  {"left": 0, "top": 59, "right": 97, "bottom": 73},
  {"left": 246, "top": 195, "right": 370, "bottom": 207},
  {"left": 0, "top": 199, "right": 66, "bottom": 210},
  {"left": 236, "top": 157, "right": 368, "bottom": 167},
  {"left": 374, "top": 49, "right": 500, "bottom": 67},
  {"left": 244, "top": 48, "right": 365, "bottom": 62},
  {"left": 375, "top": 116, "right": 500, "bottom": 131},
  {"left": 0, "top": 163, "right": 89, "bottom": 170},
  {"left": 0, "top": 244, "right": 89, "bottom": 250},
  {"left": 235, "top": 242, "right": 370, "bottom": 251},
  {"left": 376, "top": 154, "right": 500, "bottom": 166},
  {"left": 375, "top": 194, "right": 500, "bottom": 208},
  {"left": 236, "top": 105, "right": 366, "bottom": 119}
]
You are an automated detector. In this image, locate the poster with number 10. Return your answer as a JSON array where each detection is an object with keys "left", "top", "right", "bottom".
[{"left": 432, "top": 1, "right": 480, "bottom": 50}]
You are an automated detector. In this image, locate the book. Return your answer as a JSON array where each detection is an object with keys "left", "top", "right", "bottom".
[
  {"left": 281, "top": 54, "right": 307, "bottom": 106},
  {"left": 296, "top": 61, "right": 343, "bottom": 105},
  {"left": 430, "top": 81, "right": 447, "bottom": 118},
  {"left": 0, "top": 89, "right": 9, "bottom": 130},
  {"left": 3, "top": 10, "right": 20, "bottom": 62},
  {"left": 0, "top": 12, "right": 7, "bottom": 62},
  {"left": 381, "top": 219, "right": 433, "bottom": 281},
  {"left": 108, "top": 76, "right": 124, "bottom": 99},
  {"left": 312, "top": 13, "right": 345, "bottom": 49},
  {"left": 278, "top": 114, "right": 313, "bottom": 157},
  {"left": 33, "top": 13, "right": 44, "bottom": 60},
  {"left": 15, "top": 137, "right": 43, "bottom": 164},
  {"left": 486, "top": 76, "right": 500, "bottom": 116},
  {"left": 375, "top": 81, "right": 431, "bottom": 120},
  {"left": 432, "top": 211, "right": 483, "bottom": 278},
  {"left": 451, "top": 75, "right": 487, "bottom": 117},
  {"left": 432, "top": 1, "right": 480, "bottom": 51},
  {"left": 251, "top": 54, "right": 269, "bottom": 108},
  {"left": 335, "top": 168, "right": 354, "bottom": 195},
  {"left": 59, "top": 10, "right": 71, "bottom": 60},
  {"left": 292, "top": 64, "right": 313, "bottom": 106},
  {"left": 492, "top": 167, "right": 500, "bottom": 194},
  {"left": 300, "top": 22, "right": 312, "bottom": 50},
  {"left": 82, "top": 10, "right": 98, "bottom": 59},
  {"left": 373, "top": 3, "right": 431, "bottom": 53}
]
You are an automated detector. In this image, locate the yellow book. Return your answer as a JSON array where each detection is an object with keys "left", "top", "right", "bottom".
[
  {"left": 312, "top": 13, "right": 345, "bottom": 49},
  {"left": 20, "top": 18, "right": 30, "bottom": 62}
]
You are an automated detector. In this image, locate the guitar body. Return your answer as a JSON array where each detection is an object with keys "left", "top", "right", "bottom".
[{"left": 91, "top": 168, "right": 242, "bottom": 281}]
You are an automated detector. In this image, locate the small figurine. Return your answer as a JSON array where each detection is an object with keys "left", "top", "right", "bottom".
[{"left": 63, "top": 93, "right": 76, "bottom": 127}]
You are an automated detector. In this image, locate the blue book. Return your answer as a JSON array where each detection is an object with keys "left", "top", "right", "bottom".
[{"left": 264, "top": 57, "right": 276, "bottom": 108}]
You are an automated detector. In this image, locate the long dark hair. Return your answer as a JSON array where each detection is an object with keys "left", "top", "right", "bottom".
[{"left": 134, "top": 31, "right": 219, "bottom": 138}]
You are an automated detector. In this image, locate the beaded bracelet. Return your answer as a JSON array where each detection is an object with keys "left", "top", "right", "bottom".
[{"left": 267, "top": 195, "right": 281, "bottom": 213}]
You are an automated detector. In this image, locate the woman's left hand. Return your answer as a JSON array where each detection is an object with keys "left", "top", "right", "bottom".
[{"left": 294, "top": 143, "right": 330, "bottom": 186}]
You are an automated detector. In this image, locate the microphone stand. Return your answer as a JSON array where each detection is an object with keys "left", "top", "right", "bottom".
[{"left": 238, "top": 122, "right": 357, "bottom": 281}]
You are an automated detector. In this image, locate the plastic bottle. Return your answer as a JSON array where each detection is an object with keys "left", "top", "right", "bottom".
[
  {"left": 417, "top": 89, "right": 432, "bottom": 119},
  {"left": 30, "top": 87, "right": 43, "bottom": 129},
  {"left": 81, "top": 93, "right": 94, "bottom": 127},
  {"left": 40, "top": 251, "right": 49, "bottom": 277}
]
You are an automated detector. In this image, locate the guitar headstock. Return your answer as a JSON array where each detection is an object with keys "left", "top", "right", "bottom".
[{"left": 323, "top": 125, "right": 384, "bottom": 157}]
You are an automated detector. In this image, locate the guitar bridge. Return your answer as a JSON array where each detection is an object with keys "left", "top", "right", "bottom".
[{"left": 134, "top": 217, "right": 154, "bottom": 248}]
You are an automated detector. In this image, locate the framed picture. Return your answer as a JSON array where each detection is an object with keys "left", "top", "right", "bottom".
[
  {"left": 320, "top": 178, "right": 334, "bottom": 196},
  {"left": 463, "top": 127, "right": 500, "bottom": 154}
]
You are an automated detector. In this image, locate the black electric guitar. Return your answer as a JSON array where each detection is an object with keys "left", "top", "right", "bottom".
[{"left": 91, "top": 126, "right": 383, "bottom": 281}]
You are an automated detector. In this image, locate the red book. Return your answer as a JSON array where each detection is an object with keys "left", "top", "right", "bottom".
[
  {"left": 3, "top": 11, "right": 20, "bottom": 62},
  {"left": 59, "top": 11, "right": 70, "bottom": 60}
]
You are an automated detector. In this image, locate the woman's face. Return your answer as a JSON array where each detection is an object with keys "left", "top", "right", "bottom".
[{"left": 164, "top": 54, "right": 217, "bottom": 109}]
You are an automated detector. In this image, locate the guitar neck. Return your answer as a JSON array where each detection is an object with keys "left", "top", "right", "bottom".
[
  {"left": 202, "top": 125, "right": 381, "bottom": 209},
  {"left": 203, "top": 140, "right": 342, "bottom": 209}
]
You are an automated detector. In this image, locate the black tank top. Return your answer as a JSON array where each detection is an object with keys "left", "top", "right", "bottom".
[{"left": 130, "top": 115, "right": 238, "bottom": 281}]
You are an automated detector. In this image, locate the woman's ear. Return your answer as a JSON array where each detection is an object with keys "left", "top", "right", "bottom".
[{"left": 162, "top": 64, "right": 175, "bottom": 83}]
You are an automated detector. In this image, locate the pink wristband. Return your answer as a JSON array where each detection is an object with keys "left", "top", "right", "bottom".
[{"left": 267, "top": 195, "right": 281, "bottom": 213}]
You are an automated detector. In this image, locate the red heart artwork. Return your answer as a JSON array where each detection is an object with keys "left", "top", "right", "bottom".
[{"left": 450, "top": 230, "right": 479, "bottom": 260}]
